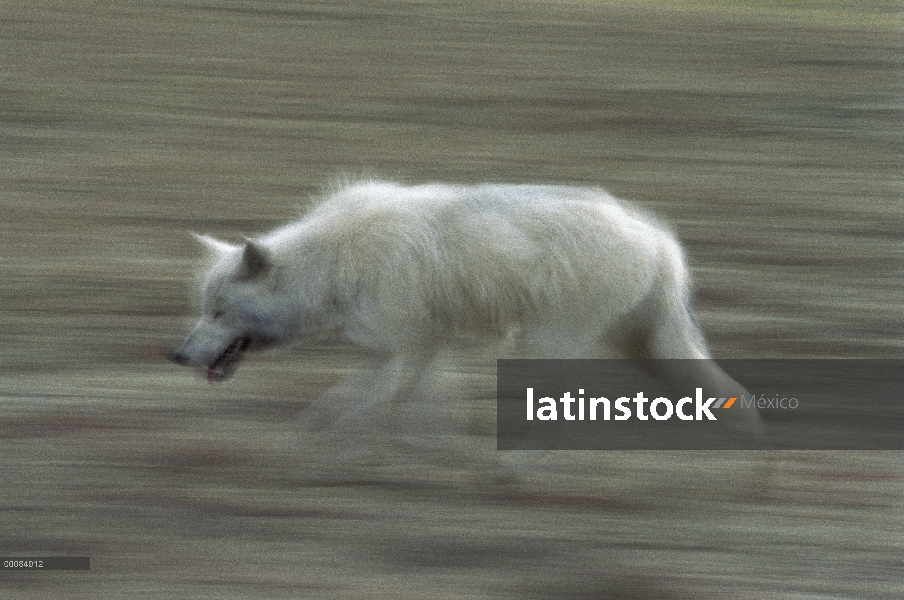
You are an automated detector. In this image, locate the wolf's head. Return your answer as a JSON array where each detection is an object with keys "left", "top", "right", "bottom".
[{"left": 171, "top": 235, "right": 289, "bottom": 382}]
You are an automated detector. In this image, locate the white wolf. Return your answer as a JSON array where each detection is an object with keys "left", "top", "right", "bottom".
[{"left": 172, "top": 180, "right": 763, "bottom": 437}]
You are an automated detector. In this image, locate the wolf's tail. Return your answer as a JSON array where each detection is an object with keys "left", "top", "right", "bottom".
[
  {"left": 642, "top": 238, "right": 765, "bottom": 439},
  {"left": 644, "top": 235, "right": 710, "bottom": 360}
]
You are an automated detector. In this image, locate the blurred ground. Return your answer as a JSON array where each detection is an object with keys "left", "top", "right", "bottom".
[{"left": 1, "top": 1, "right": 902, "bottom": 598}]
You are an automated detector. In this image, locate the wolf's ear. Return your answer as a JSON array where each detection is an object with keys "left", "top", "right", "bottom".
[
  {"left": 236, "top": 239, "right": 271, "bottom": 280},
  {"left": 192, "top": 233, "right": 238, "bottom": 257}
]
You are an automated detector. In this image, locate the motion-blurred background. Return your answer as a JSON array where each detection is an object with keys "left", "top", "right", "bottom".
[{"left": 2, "top": 1, "right": 901, "bottom": 598}]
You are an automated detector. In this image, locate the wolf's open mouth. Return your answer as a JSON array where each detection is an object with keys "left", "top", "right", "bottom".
[{"left": 206, "top": 337, "right": 251, "bottom": 382}]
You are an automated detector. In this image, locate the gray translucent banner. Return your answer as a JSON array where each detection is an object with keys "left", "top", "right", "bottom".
[{"left": 497, "top": 360, "right": 903, "bottom": 450}]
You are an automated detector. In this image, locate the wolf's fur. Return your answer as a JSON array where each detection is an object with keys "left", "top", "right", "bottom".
[{"left": 173, "top": 180, "right": 763, "bottom": 437}]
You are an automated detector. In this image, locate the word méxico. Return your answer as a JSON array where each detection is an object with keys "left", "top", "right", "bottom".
[{"left": 525, "top": 388, "right": 739, "bottom": 421}]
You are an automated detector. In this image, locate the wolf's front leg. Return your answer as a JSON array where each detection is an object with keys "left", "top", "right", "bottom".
[{"left": 295, "top": 350, "right": 438, "bottom": 431}]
